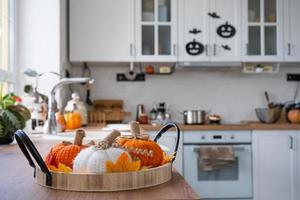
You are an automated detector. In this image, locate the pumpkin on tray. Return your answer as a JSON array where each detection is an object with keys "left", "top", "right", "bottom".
[
  {"left": 45, "top": 129, "right": 93, "bottom": 168},
  {"left": 115, "top": 121, "right": 164, "bottom": 168},
  {"left": 73, "top": 130, "right": 139, "bottom": 173}
]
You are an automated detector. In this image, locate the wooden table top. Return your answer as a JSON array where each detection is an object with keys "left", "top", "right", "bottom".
[
  {"left": 0, "top": 139, "right": 199, "bottom": 200},
  {"left": 140, "top": 123, "right": 300, "bottom": 131}
]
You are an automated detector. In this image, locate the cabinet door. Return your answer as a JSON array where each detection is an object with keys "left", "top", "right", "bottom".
[
  {"left": 242, "top": 0, "right": 284, "bottom": 62},
  {"left": 178, "top": 0, "right": 210, "bottom": 62},
  {"left": 284, "top": 0, "right": 300, "bottom": 61},
  {"left": 253, "top": 131, "right": 297, "bottom": 200},
  {"left": 69, "top": 0, "right": 134, "bottom": 62},
  {"left": 135, "top": 0, "right": 177, "bottom": 62},
  {"left": 210, "top": 0, "right": 242, "bottom": 62},
  {"left": 147, "top": 131, "right": 183, "bottom": 175}
]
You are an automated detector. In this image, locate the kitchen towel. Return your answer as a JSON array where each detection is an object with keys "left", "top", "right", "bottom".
[{"left": 197, "top": 146, "right": 235, "bottom": 171}]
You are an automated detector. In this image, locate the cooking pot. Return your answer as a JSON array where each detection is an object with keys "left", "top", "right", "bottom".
[{"left": 182, "top": 110, "right": 206, "bottom": 125}]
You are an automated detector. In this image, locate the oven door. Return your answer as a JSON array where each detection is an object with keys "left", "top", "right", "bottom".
[{"left": 183, "top": 144, "right": 252, "bottom": 199}]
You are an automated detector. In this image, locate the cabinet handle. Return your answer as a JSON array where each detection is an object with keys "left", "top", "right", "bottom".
[
  {"left": 173, "top": 44, "right": 177, "bottom": 56},
  {"left": 130, "top": 44, "right": 133, "bottom": 56},
  {"left": 213, "top": 44, "right": 217, "bottom": 56},
  {"left": 289, "top": 136, "right": 294, "bottom": 150},
  {"left": 288, "top": 43, "right": 291, "bottom": 56},
  {"left": 205, "top": 44, "right": 208, "bottom": 56}
]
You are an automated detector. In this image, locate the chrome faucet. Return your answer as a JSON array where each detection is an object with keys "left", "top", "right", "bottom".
[{"left": 43, "top": 77, "right": 95, "bottom": 134}]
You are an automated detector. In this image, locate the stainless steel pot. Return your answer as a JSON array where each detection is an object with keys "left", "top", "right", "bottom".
[{"left": 183, "top": 110, "right": 206, "bottom": 125}]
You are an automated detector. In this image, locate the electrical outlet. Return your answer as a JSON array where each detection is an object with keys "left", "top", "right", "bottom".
[
  {"left": 116, "top": 73, "right": 145, "bottom": 82},
  {"left": 287, "top": 74, "right": 300, "bottom": 81}
]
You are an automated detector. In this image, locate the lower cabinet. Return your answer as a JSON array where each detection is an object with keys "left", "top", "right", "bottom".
[
  {"left": 147, "top": 131, "right": 183, "bottom": 175},
  {"left": 252, "top": 131, "right": 297, "bottom": 200}
]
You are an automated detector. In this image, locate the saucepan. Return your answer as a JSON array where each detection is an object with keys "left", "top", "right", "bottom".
[{"left": 181, "top": 110, "right": 207, "bottom": 125}]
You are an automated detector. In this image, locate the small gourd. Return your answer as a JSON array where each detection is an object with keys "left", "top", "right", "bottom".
[
  {"left": 45, "top": 129, "right": 90, "bottom": 168},
  {"left": 55, "top": 111, "right": 66, "bottom": 132},
  {"left": 288, "top": 109, "right": 300, "bottom": 123},
  {"left": 73, "top": 130, "right": 130, "bottom": 173},
  {"left": 115, "top": 121, "right": 164, "bottom": 167}
]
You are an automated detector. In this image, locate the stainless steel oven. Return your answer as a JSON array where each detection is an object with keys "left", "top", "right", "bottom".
[{"left": 183, "top": 131, "right": 252, "bottom": 200}]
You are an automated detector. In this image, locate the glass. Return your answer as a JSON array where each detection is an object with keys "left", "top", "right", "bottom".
[
  {"left": 0, "top": 0, "right": 11, "bottom": 71},
  {"left": 142, "top": 0, "right": 155, "bottom": 22},
  {"left": 265, "top": 26, "right": 277, "bottom": 55},
  {"left": 158, "top": 26, "right": 171, "bottom": 55},
  {"left": 248, "top": 0, "right": 260, "bottom": 22},
  {"left": 198, "top": 158, "right": 239, "bottom": 181},
  {"left": 0, "top": 82, "right": 8, "bottom": 96},
  {"left": 264, "top": 0, "right": 277, "bottom": 22},
  {"left": 248, "top": 26, "right": 261, "bottom": 55},
  {"left": 142, "top": 25, "right": 155, "bottom": 55},
  {"left": 158, "top": 0, "right": 171, "bottom": 22}
]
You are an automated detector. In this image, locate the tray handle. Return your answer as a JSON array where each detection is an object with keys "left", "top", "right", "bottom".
[
  {"left": 154, "top": 122, "right": 180, "bottom": 163},
  {"left": 15, "top": 130, "right": 52, "bottom": 186}
]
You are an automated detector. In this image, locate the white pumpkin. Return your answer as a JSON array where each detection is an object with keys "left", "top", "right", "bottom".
[{"left": 73, "top": 130, "right": 130, "bottom": 173}]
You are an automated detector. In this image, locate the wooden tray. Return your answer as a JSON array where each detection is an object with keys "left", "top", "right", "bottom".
[
  {"left": 14, "top": 123, "right": 180, "bottom": 192},
  {"left": 35, "top": 163, "right": 172, "bottom": 191}
]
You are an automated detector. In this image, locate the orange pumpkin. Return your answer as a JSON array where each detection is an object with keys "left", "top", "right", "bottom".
[
  {"left": 45, "top": 129, "right": 87, "bottom": 168},
  {"left": 115, "top": 121, "right": 163, "bottom": 167},
  {"left": 64, "top": 109, "right": 81, "bottom": 130},
  {"left": 288, "top": 109, "right": 300, "bottom": 123},
  {"left": 56, "top": 112, "right": 66, "bottom": 132}
]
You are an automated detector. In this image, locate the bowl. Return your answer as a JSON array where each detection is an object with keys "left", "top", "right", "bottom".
[{"left": 255, "top": 107, "right": 282, "bottom": 124}]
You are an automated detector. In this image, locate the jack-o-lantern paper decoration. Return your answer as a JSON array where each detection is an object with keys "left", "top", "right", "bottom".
[
  {"left": 217, "top": 22, "right": 236, "bottom": 38},
  {"left": 186, "top": 39, "right": 204, "bottom": 56}
]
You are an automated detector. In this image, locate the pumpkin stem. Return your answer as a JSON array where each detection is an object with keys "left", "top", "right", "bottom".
[
  {"left": 74, "top": 129, "right": 85, "bottom": 146},
  {"left": 130, "top": 121, "right": 150, "bottom": 140},
  {"left": 97, "top": 130, "right": 121, "bottom": 149},
  {"left": 130, "top": 121, "right": 141, "bottom": 137}
]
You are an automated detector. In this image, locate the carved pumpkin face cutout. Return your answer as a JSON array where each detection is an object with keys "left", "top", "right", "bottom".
[
  {"left": 186, "top": 39, "right": 204, "bottom": 56},
  {"left": 217, "top": 22, "right": 236, "bottom": 38}
]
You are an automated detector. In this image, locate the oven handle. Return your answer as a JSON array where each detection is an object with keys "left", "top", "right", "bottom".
[{"left": 193, "top": 146, "right": 246, "bottom": 152}]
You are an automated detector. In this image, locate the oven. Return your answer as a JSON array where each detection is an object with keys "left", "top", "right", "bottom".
[{"left": 183, "top": 131, "right": 252, "bottom": 200}]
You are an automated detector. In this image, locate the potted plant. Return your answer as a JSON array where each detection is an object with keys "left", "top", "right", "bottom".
[{"left": 0, "top": 86, "right": 31, "bottom": 144}]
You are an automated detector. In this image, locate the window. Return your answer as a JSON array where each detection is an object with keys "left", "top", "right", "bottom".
[{"left": 0, "top": 0, "right": 14, "bottom": 95}]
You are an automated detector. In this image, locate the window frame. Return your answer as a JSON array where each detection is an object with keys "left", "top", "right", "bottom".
[{"left": 0, "top": 0, "right": 16, "bottom": 92}]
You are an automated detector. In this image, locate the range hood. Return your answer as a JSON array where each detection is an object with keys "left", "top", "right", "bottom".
[{"left": 177, "top": 62, "right": 242, "bottom": 69}]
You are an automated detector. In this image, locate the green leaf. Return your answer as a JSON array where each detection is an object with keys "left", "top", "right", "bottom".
[
  {"left": 0, "top": 116, "right": 8, "bottom": 138},
  {"left": 2, "top": 109, "right": 24, "bottom": 131}
]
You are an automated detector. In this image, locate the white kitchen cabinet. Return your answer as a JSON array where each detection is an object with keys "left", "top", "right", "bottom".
[
  {"left": 242, "top": 0, "right": 284, "bottom": 62},
  {"left": 135, "top": 0, "right": 177, "bottom": 62},
  {"left": 147, "top": 131, "right": 183, "bottom": 175},
  {"left": 283, "top": 0, "right": 300, "bottom": 62},
  {"left": 178, "top": 0, "right": 242, "bottom": 62},
  {"left": 252, "top": 131, "right": 297, "bottom": 200},
  {"left": 69, "top": 0, "right": 134, "bottom": 62}
]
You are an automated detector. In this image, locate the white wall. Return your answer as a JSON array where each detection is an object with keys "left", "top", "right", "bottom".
[
  {"left": 16, "top": 0, "right": 61, "bottom": 96},
  {"left": 69, "top": 64, "right": 300, "bottom": 123}
]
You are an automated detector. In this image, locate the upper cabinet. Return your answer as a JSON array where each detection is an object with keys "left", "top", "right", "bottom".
[
  {"left": 135, "top": 0, "right": 177, "bottom": 62},
  {"left": 69, "top": 0, "right": 300, "bottom": 63},
  {"left": 242, "top": 0, "right": 284, "bottom": 62},
  {"left": 178, "top": 0, "right": 242, "bottom": 62},
  {"left": 69, "top": 0, "right": 134, "bottom": 62},
  {"left": 283, "top": 0, "right": 300, "bottom": 62}
]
